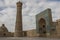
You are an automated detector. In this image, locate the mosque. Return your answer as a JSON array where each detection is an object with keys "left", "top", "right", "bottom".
[
  {"left": 0, "top": 24, "right": 14, "bottom": 37},
  {"left": 0, "top": 1, "right": 60, "bottom": 38}
]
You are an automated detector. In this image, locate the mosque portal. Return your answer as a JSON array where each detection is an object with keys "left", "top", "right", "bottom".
[
  {"left": 36, "top": 8, "right": 52, "bottom": 37},
  {"left": 39, "top": 18, "right": 46, "bottom": 37}
]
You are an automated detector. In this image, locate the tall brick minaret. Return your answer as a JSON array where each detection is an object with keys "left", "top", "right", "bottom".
[{"left": 14, "top": 1, "right": 23, "bottom": 37}]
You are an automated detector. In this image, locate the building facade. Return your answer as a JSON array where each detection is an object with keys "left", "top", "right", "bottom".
[{"left": 36, "top": 8, "right": 52, "bottom": 37}]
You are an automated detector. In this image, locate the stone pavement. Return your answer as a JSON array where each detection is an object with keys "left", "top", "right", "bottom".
[{"left": 0, "top": 37, "right": 60, "bottom": 40}]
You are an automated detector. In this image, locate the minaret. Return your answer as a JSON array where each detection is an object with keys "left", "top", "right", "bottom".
[{"left": 14, "top": 1, "right": 23, "bottom": 37}]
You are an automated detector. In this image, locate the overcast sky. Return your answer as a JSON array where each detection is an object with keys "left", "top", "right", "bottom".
[{"left": 0, "top": 0, "right": 60, "bottom": 32}]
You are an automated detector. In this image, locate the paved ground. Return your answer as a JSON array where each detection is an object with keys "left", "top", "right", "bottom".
[{"left": 0, "top": 37, "right": 60, "bottom": 40}]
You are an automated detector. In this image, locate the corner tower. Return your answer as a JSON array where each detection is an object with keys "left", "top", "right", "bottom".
[{"left": 14, "top": 1, "right": 23, "bottom": 37}]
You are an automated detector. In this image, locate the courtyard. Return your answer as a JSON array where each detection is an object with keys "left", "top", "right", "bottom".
[{"left": 0, "top": 37, "right": 60, "bottom": 40}]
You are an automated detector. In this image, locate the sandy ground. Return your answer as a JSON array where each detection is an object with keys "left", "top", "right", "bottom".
[{"left": 0, "top": 37, "right": 60, "bottom": 40}]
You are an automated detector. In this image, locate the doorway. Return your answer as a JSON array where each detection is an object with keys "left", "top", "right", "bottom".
[{"left": 39, "top": 18, "right": 46, "bottom": 37}]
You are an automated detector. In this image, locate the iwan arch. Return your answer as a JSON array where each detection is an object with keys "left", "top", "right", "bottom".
[{"left": 36, "top": 9, "right": 53, "bottom": 37}]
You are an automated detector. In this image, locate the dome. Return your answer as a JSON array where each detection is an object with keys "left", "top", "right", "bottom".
[{"left": 0, "top": 24, "right": 8, "bottom": 32}]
